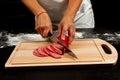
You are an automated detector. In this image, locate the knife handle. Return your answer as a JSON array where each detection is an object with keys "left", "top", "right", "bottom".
[{"left": 48, "top": 32, "right": 52, "bottom": 37}]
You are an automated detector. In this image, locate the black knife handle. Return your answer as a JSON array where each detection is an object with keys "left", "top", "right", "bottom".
[{"left": 48, "top": 32, "right": 53, "bottom": 37}]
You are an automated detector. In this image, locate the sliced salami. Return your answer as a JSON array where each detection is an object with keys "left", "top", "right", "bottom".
[
  {"left": 50, "top": 45, "right": 63, "bottom": 55},
  {"left": 33, "top": 49, "right": 45, "bottom": 57},
  {"left": 37, "top": 46, "right": 48, "bottom": 56},
  {"left": 44, "top": 47, "right": 61, "bottom": 58},
  {"left": 33, "top": 43, "right": 64, "bottom": 58},
  {"left": 43, "top": 47, "right": 50, "bottom": 55},
  {"left": 49, "top": 52, "right": 61, "bottom": 59},
  {"left": 52, "top": 43, "right": 64, "bottom": 50}
]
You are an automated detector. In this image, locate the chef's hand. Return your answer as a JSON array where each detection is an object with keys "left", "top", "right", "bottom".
[
  {"left": 58, "top": 16, "right": 76, "bottom": 47},
  {"left": 35, "top": 12, "right": 53, "bottom": 38}
]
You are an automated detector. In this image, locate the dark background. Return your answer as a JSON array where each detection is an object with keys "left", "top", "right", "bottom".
[
  {"left": 0, "top": 0, "right": 120, "bottom": 80},
  {"left": 0, "top": 0, "right": 120, "bottom": 32}
]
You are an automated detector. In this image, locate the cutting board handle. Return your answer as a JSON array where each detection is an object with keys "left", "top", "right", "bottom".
[
  {"left": 94, "top": 39, "right": 118, "bottom": 65},
  {"left": 101, "top": 44, "right": 112, "bottom": 54}
]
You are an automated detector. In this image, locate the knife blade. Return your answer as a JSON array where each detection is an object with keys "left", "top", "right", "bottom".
[{"left": 48, "top": 32, "right": 78, "bottom": 59}]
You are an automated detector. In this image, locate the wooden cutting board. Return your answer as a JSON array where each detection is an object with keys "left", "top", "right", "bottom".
[{"left": 5, "top": 39, "right": 118, "bottom": 68}]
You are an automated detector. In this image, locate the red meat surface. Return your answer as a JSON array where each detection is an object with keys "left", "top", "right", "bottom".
[
  {"left": 52, "top": 43, "right": 63, "bottom": 50},
  {"left": 33, "top": 34, "right": 69, "bottom": 59},
  {"left": 37, "top": 46, "right": 48, "bottom": 56},
  {"left": 50, "top": 45, "right": 63, "bottom": 55},
  {"left": 33, "top": 43, "right": 64, "bottom": 59},
  {"left": 44, "top": 46, "right": 61, "bottom": 58},
  {"left": 33, "top": 48, "right": 44, "bottom": 57}
]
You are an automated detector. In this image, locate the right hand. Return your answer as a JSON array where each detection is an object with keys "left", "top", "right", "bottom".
[
  {"left": 35, "top": 12, "right": 53, "bottom": 38},
  {"left": 58, "top": 16, "right": 76, "bottom": 47}
]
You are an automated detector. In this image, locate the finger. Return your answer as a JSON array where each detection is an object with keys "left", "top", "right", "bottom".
[
  {"left": 68, "top": 25, "right": 76, "bottom": 47},
  {"left": 43, "top": 26, "right": 49, "bottom": 38},
  {"left": 40, "top": 27, "right": 45, "bottom": 37},
  {"left": 36, "top": 26, "right": 45, "bottom": 38},
  {"left": 61, "top": 25, "right": 68, "bottom": 40},
  {"left": 58, "top": 24, "right": 62, "bottom": 37},
  {"left": 49, "top": 24, "right": 53, "bottom": 34},
  {"left": 35, "top": 26, "right": 42, "bottom": 36},
  {"left": 35, "top": 22, "right": 40, "bottom": 33},
  {"left": 35, "top": 19, "right": 46, "bottom": 37},
  {"left": 42, "top": 24, "right": 53, "bottom": 38},
  {"left": 37, "top": 28, "right": 42, "bottom": 35}
]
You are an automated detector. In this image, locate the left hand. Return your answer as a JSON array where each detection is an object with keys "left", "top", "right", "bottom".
[{"left": 58, "top": 16, "right": 76, "bottom": 47}]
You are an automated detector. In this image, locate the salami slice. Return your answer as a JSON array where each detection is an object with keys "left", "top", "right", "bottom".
[
  {"left": 33, "top": 49, "right": 45, "bottom": 57},
  {"left": 37, "top": 46, "right": 48, "bottom": 56},
  {"left": 43, "top": 47, "right": 50, "bottom": 55},
  {"left": 44, "top": 46, "right": 61, "bottom": 58},
  {"left": 33, "top": 46, "right": 48, "bottom": 57},
  {"left": 50, "top": 45, "right": 63, "bottom": 55},
  {"left": 52, "top": 43, "right": 64, "bottom": 50},
  {"left": 33, "top": 43, "right": 63, "bottom": 58},
  {"left": 49, "top": 52, "right": 61, "bottom": 59}
]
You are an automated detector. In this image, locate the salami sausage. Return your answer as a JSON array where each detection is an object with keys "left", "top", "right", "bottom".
[
  {"left": 33, "top": 48, "right": 45, "bottom": 57},
  {"left": 50, "top": 45, "right": 63, "bottom": 55},
  {"left": 33, "top": 43, "right": 63, "bottom": 58},
  {"left": 37, "top": 46, "right": 48, "bottom": 56}
]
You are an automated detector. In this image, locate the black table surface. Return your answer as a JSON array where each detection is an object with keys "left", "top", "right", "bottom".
[{"left": 0, "top": 28, "right": 120, "bottom": 80}]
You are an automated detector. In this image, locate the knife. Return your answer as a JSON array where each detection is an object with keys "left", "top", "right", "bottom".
[{"left": 48, "top": 32, "right": 78, "bottom": 59}]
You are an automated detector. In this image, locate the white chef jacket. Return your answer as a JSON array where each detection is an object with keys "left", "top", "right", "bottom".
[{"left": 37, "top": 0, "right": 95, "bottom": 28}]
